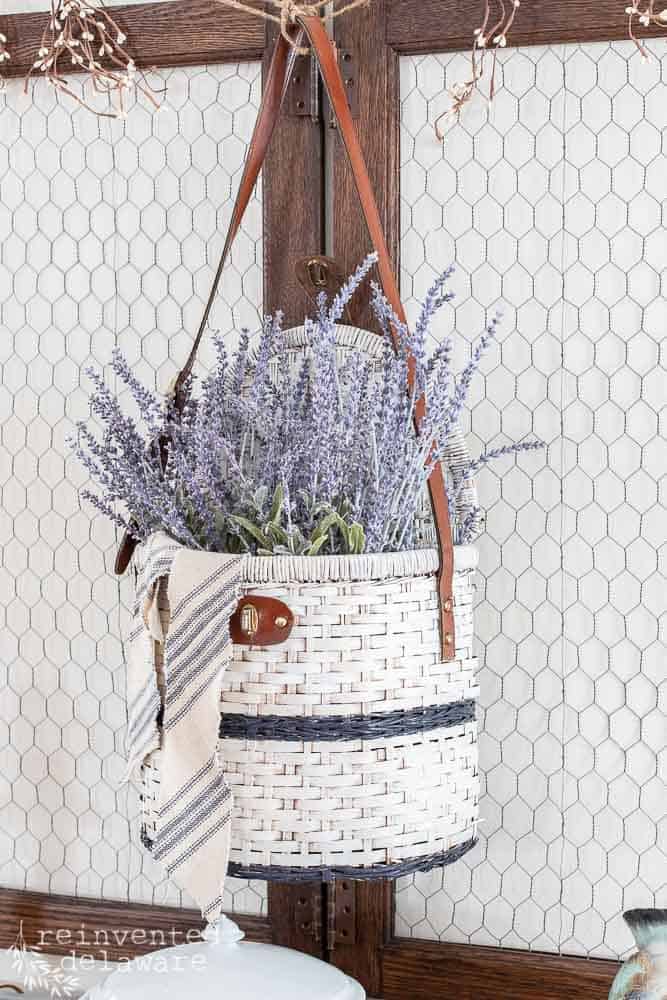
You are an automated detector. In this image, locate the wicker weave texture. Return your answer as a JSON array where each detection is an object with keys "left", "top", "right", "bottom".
[
  {"left": 221, "top": 567, "right": 477, "bottom": 718},
  {"left": 224, "top": 722, "right": 478, "bottom": 870},
  {"left": 142, "top": 549, "right": 479, "bottom": 877}
]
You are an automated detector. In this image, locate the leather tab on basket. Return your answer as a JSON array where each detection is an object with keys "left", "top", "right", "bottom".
[{"left": 230, "top": 596, "right": 295, "bottom": 646}]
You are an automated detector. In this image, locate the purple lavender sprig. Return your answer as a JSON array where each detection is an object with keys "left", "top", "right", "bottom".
[
  {"left": 72, "top": 255, "right": 544, "bottom": 556},
  {"left": 453, "top": 440, "right": 544, "bottom": 498}
]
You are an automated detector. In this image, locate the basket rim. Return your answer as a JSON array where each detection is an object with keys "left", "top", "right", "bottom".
[
  {"left": 254, "top": 322, "right": 387, "bottom": 361},
  {"left": 242, "top": 545, "right": 477, "bottom": 584}
]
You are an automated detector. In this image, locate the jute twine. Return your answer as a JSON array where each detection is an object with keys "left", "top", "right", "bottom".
[{"left": 213, "top": 0, "right": 370, "bottom": 51}]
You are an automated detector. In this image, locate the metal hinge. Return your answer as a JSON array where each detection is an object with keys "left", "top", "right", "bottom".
[
  {"left": 334, "top": 46, "right": 359, "bottom": 120},
  {"left": 327, "top": 878, "right": 357, "bottom": 951},
  {"left": 288, "top": 52, "right": 320, "bottom": 118},
  {"left": 289, "top": 47, "right": 359, "bottom": 121},
  {"left": 295, "top": 888, "right": 323, "bottom": 946}
]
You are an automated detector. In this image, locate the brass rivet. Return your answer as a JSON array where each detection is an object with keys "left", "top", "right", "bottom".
[
  {"left": 445, "top": 633, "right": 453, "bottom": 644},
  {"left": 240, "top": 603, "right": 259, "bottom": 637},
  {"left": 444, "top": 599, "right": 452, "bottom": 612},
  {"left": 275, "top": 615, "right": 289, "bottom": 629}
]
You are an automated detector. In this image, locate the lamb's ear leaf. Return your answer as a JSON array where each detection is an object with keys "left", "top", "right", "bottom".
[
  {"left": 229, "top": 515, "right": 271, "bottom": 550},
  {"left": 348, "top": 522, "right": 365, "bottom": 554},
  {"left": 306, "top": 533, "right": 330, "bottom": 556},
  {"left": 269, "top": 482, "right": 284, "bottom": 524},
  {"left": 266, "top": 521, "right": 289, "bottom": 546},
  {"left": 338, "top": 498, "right": 352, "bottom": 518},
  {"left": 338, "top": 519, "right": 351, "bottom": 552},
  {"left": 311, "top": 510, "right": 342, "bottom": 541},
  {"left": 287, "top": 527, "right": 306, "bottom": 555},
  {"left": 312, "top": 500, "right": 335, "bottom": 520}
]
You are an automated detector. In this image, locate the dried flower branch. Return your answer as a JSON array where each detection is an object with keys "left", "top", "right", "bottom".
[
  {"left": 626, "top": 0, "right": 667, "bottom": 58},
  {"left": 26, "top": 0, "right": 163, "bottom": 119},
  {"left": 435, "top": 0, "right": 522, "bottom": 141},
  {"left": 71, "top": 256, "right": 543, "bottom": 556}
]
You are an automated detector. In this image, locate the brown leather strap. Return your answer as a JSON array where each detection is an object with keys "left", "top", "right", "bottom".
[
  {"left": 115, "top": 32, "right": 304, "bottom": 576},
  {"left": 297, "top": 15, "right": 455, "bottom": 660},
  {"left": 171, "top": 33, "right": 302, "bottom": 410},
  {"left": 122, "top": 16, "right": 457, "bottom": 660}
]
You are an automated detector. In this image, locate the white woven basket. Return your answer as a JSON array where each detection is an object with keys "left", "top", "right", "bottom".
[
  {"left": 139, "top": 324, "right": 481, "bottom": 880},
  {"left": 141, "top": 545, "right": 479, "bottom": 879}
]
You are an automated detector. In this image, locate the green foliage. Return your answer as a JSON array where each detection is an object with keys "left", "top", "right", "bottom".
[{"left": 228, "top": 485, "right": 366, "bottom": 556}]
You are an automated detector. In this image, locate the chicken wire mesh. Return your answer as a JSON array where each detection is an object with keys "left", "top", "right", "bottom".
[
  {"left": 0, "top": 61, "right": 268, "bottom": 916},
  {"left": 396, "top": 38, "right": 666, "bottom": 959},
  {"left": 0, "top": 25, "right": 664, "bottom": 958}
]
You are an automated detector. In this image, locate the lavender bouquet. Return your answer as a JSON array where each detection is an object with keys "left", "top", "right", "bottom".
[{"left": 72, "top": 255, "right": 541, "bottom": 556}]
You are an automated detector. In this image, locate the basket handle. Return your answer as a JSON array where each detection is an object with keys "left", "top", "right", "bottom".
[{"left": 118, "top": 17, "right": 458, "bottom": 660}]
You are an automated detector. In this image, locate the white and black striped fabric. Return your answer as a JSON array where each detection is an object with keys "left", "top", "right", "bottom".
[{"left": 126, "top": 532, "right": 243, "bottom": 921}]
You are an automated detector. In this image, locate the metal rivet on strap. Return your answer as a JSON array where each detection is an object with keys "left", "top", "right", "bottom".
[
  {"left": 444, "top": 598, "right": 453, "bottom": 612},
  {"left": 240, "top": 603, "right": 259, "bottom": 637},
  {"left": 445, "top": 633, "right": 453, "bottom": 645},
  {"left": 275, "top": 615, "right": 289, "bottom": 629}
]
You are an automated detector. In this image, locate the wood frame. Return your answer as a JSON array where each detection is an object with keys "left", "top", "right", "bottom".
[
  {"left": 0, "top": 0, "right": 659, "bottom": 995},
  {"left": 381, "top": 936, "right": 620, "bottom": 1000},
  {"left": 329, "top": 0, "right": 662, "bottom": 276},
  {"left": 263, "top": 21, "right": 325, "bottom": 329},
  {"left": 323, "top": 873, "right": 620, "bottom": 998},
  {"left": 386, "top": 0, "right": 662, "bottom": 53},
  {"left": 0, "top": 888, "right": 271, "bottom": 962},
  {"left": 0, "top": 0, "right": 266, "bottom": 79},
  {"left": 0, "top": 888, "right": 620, "bottom": 999}
]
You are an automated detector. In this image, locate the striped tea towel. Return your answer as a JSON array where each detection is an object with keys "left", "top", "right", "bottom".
[{"left": 125, "top": 531, "right": 244, "bottom": 921}]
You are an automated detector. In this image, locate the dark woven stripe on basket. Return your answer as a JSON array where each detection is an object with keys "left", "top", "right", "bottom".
[
  {"left": 227, "top": 837, "right": 478, "bottom": 882},
  {"left": 219, "top": 698, "right": 476, "bottom": 742},
  {"left": 140, "top": 827, "right": 477, "bottom": 882}
]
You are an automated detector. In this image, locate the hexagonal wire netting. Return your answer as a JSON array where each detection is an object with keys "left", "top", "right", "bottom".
[
  {"left": 0, "top": 63, "right": 268, "bottom": 916},
  {"left": 397, "top": 39, "right": 665, "bottom": 958},
  {"left": 0, "top": 31, "right": 664, "bottom": 958}
]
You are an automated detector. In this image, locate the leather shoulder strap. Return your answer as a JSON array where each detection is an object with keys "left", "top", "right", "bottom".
[
  {"left": 129, "top": 18, "right": 457, "bottom": 660},
  {"left": 296, "top": 15, "right": 456, "bottom": 660},
  {"left": 171, "top": 34, "right": 301, "bottom": 409}
]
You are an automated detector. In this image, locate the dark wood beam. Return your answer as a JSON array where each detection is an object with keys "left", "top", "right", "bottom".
[
  {"left": 262, "top": 15, "right": 325, "bottom": 952},
  {"left": 263, "top": 24, "right": 325, "bottom": 325},
  {"left": 331, "top": 0, "right": 400, "bottom": 330},
  {"left": 0, "top": 0, "right": 265, "bottom": 79},
  {"left": 387, "top": 0, "right": 664, "bottom": 53},
  {"left": 326, "top": 879, "right": 393, "bottom": 998},
  {"left": 327, "top": 5, "right": 399, "bottom": 982},
  {"left": 0, "top": 888, "right": 271, "bottom": 962},
  {"left": 382, "top": 937, "right": 620, "bottom": 1000},
  {"left": 267, "top": 883, "right": 327, "bottom": 958}
]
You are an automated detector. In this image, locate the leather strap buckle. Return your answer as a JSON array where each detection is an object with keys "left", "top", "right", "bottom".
[{"left": 230, "top": 596, "right": 295, "bottom": 646}]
